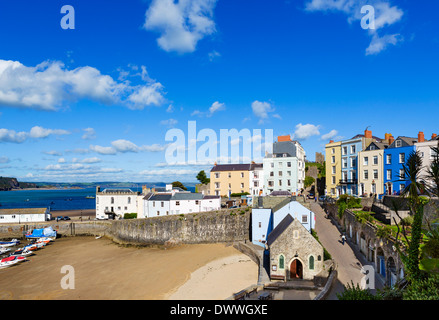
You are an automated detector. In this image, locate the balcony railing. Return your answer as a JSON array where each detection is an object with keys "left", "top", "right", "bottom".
[{"left": 339, "top": 179, "right": 358, "bottom": 185}]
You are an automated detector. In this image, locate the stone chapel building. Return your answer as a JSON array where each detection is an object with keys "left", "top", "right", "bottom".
[{"left": 267, "top": 214, "right": 324, "bottom": 281}]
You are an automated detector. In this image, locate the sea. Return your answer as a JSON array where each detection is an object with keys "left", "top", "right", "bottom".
[
  {"left": 0, "top": 185, "right": 196, "bottom": 211},
  {"left": 0, "top": 188, "right": 98, "bottom": 211}
]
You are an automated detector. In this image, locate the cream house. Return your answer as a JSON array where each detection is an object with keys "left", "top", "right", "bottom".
[
  {"left": 358, "top": 140, "right": 389, "bottom": 197},
  {"left": 210, "top": 163, "right": 261, "bottom": 196},
  {"left": 325, "top": 140, "right": 342, "bottom": 198}
]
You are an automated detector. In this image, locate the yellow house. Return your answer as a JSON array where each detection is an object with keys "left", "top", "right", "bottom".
[
  {"left": 210, "top": 163, "right": 253, "bottom": 197},
  {"left": 325, "top": 140, "right": 342, "bottom": 198}
]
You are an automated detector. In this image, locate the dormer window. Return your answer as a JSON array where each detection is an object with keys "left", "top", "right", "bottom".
[{"left": 396, "top": 140, "right": 402, "bottom": 147}]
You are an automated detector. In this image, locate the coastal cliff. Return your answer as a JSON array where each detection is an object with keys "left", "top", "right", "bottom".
[{"left": 0, "top": 177, "right": 38, "bottom": 191}]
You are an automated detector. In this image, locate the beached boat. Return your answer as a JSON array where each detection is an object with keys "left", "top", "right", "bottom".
[
  {"left": 10, "top": 248, "right": 34, "bottom": 257},
  {"left": 0, "top": 255, "right": 26, "bottom": 268},
  {"left": 0, "top": 239, "right": 20, "bottom": 248},
  {"left": 0, "top": 247, "right": 11, "bottom": 255},
  {"left": 25, "top": 227, "right": 57, "bottom": 240},
  {"left": 85, "top": 195, "right": 95, "bottom": 199}
]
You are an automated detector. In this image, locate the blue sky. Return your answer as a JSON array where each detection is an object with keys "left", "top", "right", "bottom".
[{"left": 0, "top": 0, "right": 438, "bottom": 183}]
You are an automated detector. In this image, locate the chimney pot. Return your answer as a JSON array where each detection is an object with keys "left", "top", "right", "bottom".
[
  {"left": 432, "top": 133, "right": 437, "bottom": 139},
  {"left": 418, "top": 131, "right": 425, "bottom": 143}
]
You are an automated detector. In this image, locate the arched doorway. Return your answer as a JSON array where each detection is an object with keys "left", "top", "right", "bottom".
[
  {"left": 290, "top": 259, "right": 303, "bottom": 279},
  {"left": 376, "top": 248, "right": 385, "bottom": 278},
  {"left": 387, "top": 257, "right": 397, "bottom": 287}
]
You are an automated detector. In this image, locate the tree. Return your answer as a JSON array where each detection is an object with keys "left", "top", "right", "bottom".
[
  {"left": 393, "top": 150, "right": 429, "bottom": 281},
  {"left": 196, "top": 170, "right": 210, "bottom": 185},
  {"left": 172, "top": 181, "right": 187, "bottom": 191},
  {"left": 304, "top": 176, "right": 315, "bottom": 189}
]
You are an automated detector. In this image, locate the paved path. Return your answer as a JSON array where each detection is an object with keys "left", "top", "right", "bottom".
[{"left": 311, "top": 202, "right": 384, "bottom": 299}]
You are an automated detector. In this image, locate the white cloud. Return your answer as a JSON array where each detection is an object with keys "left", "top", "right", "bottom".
[
  {"left": 29, "top": 126, "right": 70, "bottom": 139},
  {"left": 58, "top": 158, "right": 66, "bottom": 164},
  {"left": 144, "top": 0, "right": 218, "bottom": 53},
  {"left": 192, "top": 101, "right": 225, "bottom": 117},
  {"left": 82, "top": 128, "right": 96, "bottom": 140},
  {"left": 160, "top": 118, "right": 178, "bottom": 127},
  {"left": 251, "top": 101, "right": 275, "bottom": 124},
  {"left": 208, "top": 50, "right": 221, "bottom": 61},
  {"left": 293, "top": 123, "right": 321, "bottom": 140},
  {"left": 90, "top": 140, "right": 168, "bottom": 155},
  {"left": 304, "top": 0, "right": 404, "bottom": 55},
  {"left": 0, "top": 59, "right": 166, "bottom": 111},
  {"left": 0, "top": 128, "right": 28, "bottom": 143},
  {"left": 321, "top": 129, "right": 338, "bottom": 140},
  {"left": 366, "top": 33, "right": 402, "bottom": 55},
  {"left": 0, "top": 126, "right": 70, "bottom": 143}
]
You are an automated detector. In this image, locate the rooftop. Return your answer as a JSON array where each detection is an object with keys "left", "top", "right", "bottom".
[{"left": 0, "top": 208, "right": 49, "bottom": 215}]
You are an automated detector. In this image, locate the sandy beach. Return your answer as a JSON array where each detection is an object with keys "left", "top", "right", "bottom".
[{"left": 0, "top": 237, "right": 258, "bottom": 300}]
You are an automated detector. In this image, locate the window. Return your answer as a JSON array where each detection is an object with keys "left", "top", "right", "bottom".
[
  {"left": 228, "top": 172, "right": 231, "bottom": 178},
  {"left": 241, "top": 183, "right": 244, "bottom": 188},
  {"left": 332, "top": 148, "right": 335, "bottom": 154},
  {"left": 287, "top": 162, "right": 291, "bottom": 167},
  {"left": 399, "top": 169, "right": 405, "bottom": 180},
  {"left": 259, "top": 222, "right": 261, "bottom": 228},
  {"left": 332, "top": 176, "right": 336, "bottom": 184},
  {"left": 279, "top": 162, "right": 283, "bottom": 167},
  {"left": 373, "top": 156, "right": 378, "bottom": 165},
  {"left": 302, "top": 215, "right": 308, "bottom": 223},
  {"left": 279, "top": 255, "right": 285, "bottom": 269},
  {"left": 373, "top": 169, "right": 378, "bottom": 179},
  {"left": 278, "top": 180, "right": 282, "bottom": 186},
  {"left": 386, "top": 154, "right": 391, "bottom": 164},
  {"left": 331, "top": 156, "right": 335, "bottom": 164},
  {"left": 215, "top": 173, "right": 220, "bottom": 179},
  {"left": 342, "top": 146, "right": 348, "bottom": 155},
  {"left": 387, "top": 169, "right": 392, "bottom": 180},
  {"left": 431, "top": 148, "right": 438, "bottom": 159},
  {"left": 157, "top": 211, "right": 160, "bottom": 216},
  {"left": 396, "top": 140, "right": 402, "bottom": 147},
  {"left": 351, "top": 157, "right": 356, "bottom": 167},
  {"left": 176, "top": 201, "right": 180, "bottom": 206},
  {"left": 241, "top": 172, "right": 244, "bottom": 178},
  {"left": 111, "top": 197, "right": 114, "bottom": 204},
  {"left": 287, "top": 171, "right": 291, "bottom": 176},
  {"left": 195, "top": 200, "right": 199, "bottom": 205},
  {"left": 270, "top": 171, "right": 274, "bottom": 177},
  {"left": 351, "top": 145, "right": 356, "bottom": 154},
  {"left": 364, "top": 170, "right": 369, "bottom": 180},
  {"left": 215, "top": 182, "right": 220, "bottom": 189},
  {"left": 278, "top": 171, "right": 282, "bottom": 177},
  {"left": 363, "top": 157, "right": 369, "bottom": 166},
  {"left": 128, "top": 197, "right": 131, "bottom": 204},
  {"left": 153, "top": 202, "right": 156, "bottom": 207},
  {"left": 161, "top": 202, "right": 164, "bottom": 207},
  {"left": 124, "top": 206, "right": 127, "bottom": 211},
  {"left": 309, "top": 256, "right": 315, "bottom": 270},
  {"left": 342, "top": 158, "right": 347, "bottom": 168},
  {"left": 332, "top": 166, "right": 336, "bottom": 174},
  {"left": 268, "top": 181, "right": 274, "bottom": 187},
  {"left": 271, "top": 163, "right": 274, "bottom": 168},
  {"left": 399, "top": 153, "right": 405, "bottom": 164}
]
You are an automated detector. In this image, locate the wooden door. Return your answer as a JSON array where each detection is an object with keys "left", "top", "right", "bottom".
[{"left": 290, "top": 259, "right": 303, "bottom": 279}]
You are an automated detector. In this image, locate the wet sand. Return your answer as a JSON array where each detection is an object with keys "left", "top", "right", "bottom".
[{"left": 0, "top": 237, "right": 258, "bottom": 300}]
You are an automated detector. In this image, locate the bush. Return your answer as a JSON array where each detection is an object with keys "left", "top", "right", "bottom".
[
  {"left": 403, "top": 274, "right": 439, "bottom": 300},
  {"left": 123, "top": 213, "right": 137, "bottom": 219},
  {"left": 336, "top": 281, "right": 378, "bottom": 300},
  {"left": 355, "top": 212, "right": 374, "bottom": 225}
]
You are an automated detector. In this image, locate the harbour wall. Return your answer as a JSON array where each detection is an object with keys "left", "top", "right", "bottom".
[{"left": 0, "top": 209, "right": 252, "bottom": 246}]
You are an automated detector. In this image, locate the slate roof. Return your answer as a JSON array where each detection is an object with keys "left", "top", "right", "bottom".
[
  {"left": 171, "top": 193, "right": 204, "bottom": 201},
  {"left": 0, "top": 208, "right": 48, "bottom": 215},
  {"left": 149, "top": 194, "right": 173, "bottom": 201},
  {"left": 266, "top": 214, "right": 294, "bottom": 246},
  {"left": 388, "top": 136, "right": 418, "bottom": 148},
  {"left": 210, "top": 163, "right": 262, "bottom": 172},
  {"left": 273, "top": 141, "right": 297, "bottom": 157},
  {"left": 365, "top": 141, "right": 389, "bottom": 150}
]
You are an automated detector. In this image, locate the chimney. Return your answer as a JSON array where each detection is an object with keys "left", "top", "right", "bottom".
[
  {"left": 365, "top": 129, "right": 372, "bottom": 139},
  {"left": 142, "top": 185, "right": 147, "bottom": 195},
  {"left": 329, "top": 140, "right": 334, "bottom": 143},
  {"left": 432, "top": 133, "right": 437, "bottom": 140},
  {"left": 278, "top": 135, "right": 292, "bottom": 142},
  {"left": 96, "top": 186, "right": 101, "bottom": 193},
  {"left": 418, "top": 131, "right": 425, "bottom": 143},
  {"left": 389, "top": 135, "right": 395, "bottom": 144}
]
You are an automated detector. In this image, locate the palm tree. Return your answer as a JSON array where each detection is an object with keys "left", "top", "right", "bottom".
[
  {"left": 426, "top": 141, "right": 439, "bottom": 198},
  {"left": 394, "top": 150, "right": 429, "bottom": 280}
]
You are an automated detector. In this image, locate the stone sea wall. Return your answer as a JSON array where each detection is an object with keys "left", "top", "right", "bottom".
[{"left": 0, "top": 209, "right": 252, "bottom": 246}]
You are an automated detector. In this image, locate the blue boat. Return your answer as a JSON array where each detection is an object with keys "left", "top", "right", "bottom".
[
  {"left": 25, "top": 226, "right": 57, "bottom": 239},
  {"left": 0, "top": 239, "right": 20, "bottom": 247}
]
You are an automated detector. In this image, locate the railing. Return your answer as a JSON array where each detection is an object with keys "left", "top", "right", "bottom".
[{"left": 339, "top": 179, "right": 358, "bottom": 184}]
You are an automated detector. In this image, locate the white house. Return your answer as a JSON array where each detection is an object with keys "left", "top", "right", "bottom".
[
  {"left": 0, "top": 208, "right": 51, "bottom": 224},
  {"left": 145, "top": 192, "right": 221, "bottom": 218},
  {"left": 249, "top": 163, "right": 264, "bottom": 196},
  {"left": 251, "top": 198, "right": 315, "bottom": 248},
  {"left": 415, "top": 132, "right": 438, "bottom": 185},
  {"left": 95, "top": 187, "right": 140, "bottom": 220},
  {"left": 263, "top": 135, "right": 306, "bottom": 195}
]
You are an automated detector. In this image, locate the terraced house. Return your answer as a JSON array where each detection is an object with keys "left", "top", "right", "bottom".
[
  {"left": 325, "top": 140, "right": 342, "bottom": 198},
  {"left": 357, "top": 134, "right": 392, "bottom": 197},
  {"left": 210, "top": 163, "right": 262, "bottom": 196}
]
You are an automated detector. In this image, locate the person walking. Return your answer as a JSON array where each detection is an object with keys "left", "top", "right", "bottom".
[{"left": 341, "top": 234, "right": 346, "bottom": 245}]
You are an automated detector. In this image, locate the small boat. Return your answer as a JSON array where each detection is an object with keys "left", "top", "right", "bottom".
[
  {"left": 0, "top": 239, "right": 20, "bottom": 248},
  {"left": 10, "top": 248, "right": 34, "bottom": 257},
  {"left": 0, "top": 255, "right": 26, "bottom": 268},
  {"left": 85, "top": 196, "right": 95, "bottom": 199},
  {"left": 0, "top": 247, "right": 11, "bottom": 255}
]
